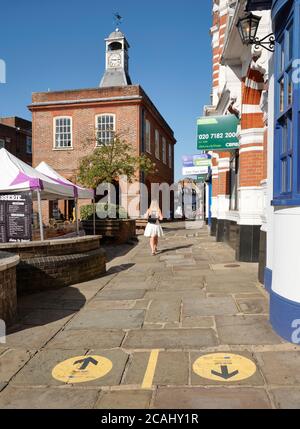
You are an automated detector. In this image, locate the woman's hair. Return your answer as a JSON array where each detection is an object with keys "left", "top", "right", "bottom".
[{"left": 149, "top": 200, "right": 160, "bottom": 211}]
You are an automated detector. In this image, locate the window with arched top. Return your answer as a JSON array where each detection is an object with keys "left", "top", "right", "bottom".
[
  {"left": 108, "top": 42, "right": 122, "bottom": 51},
  {"left": 96, "top": 114, "right": 116, "bottom": 145}
]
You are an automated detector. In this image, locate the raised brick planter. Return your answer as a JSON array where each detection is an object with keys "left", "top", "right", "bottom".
[
  {"left": 0, "top": 253, "right": 19, "bottom": 324},
  {"left": 82, "top": 219, "right": 136, "bottom": 244},
  {"left": 0, "top": 236, "right": 106, "bottom": 295}
]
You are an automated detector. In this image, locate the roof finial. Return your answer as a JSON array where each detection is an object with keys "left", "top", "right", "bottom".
[{"left": 113, "top": 12, "right": 123, "bottom": 30}]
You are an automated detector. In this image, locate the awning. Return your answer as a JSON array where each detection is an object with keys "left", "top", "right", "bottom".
[
  {"left": 35, "top": 161, "right": 94, "bottom": 200},
  {"left": 0, "top": 148, "right": 74, "bottom": 200}
]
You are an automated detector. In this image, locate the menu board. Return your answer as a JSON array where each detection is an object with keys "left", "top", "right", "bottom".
[{"left": 0, "top": 192, "right": 32, "bottom": 243}]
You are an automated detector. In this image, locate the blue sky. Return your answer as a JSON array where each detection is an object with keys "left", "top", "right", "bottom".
[{"left": 0, "top": 0, "right": 212, "bottom": 180}]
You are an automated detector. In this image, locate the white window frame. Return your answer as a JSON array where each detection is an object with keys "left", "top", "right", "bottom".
[
  {"left": 53, "top": 116, "right": 73, "bottom": 150},
  {"left": 145, "top": 119, "right": 151, "bottom": 153},
  {"left": 0, "top": 138, "right": 5, "bottom": 149},
  {"left": 26, "top": 136, "right": 32, "bottom": 154},
  {"left": 95, "top": 113, "right": 116, "bottom": 146},
  {"left": 162, "top": 137, "right": 167, "bottom": 164},
  {"left": 155, "top": 129, "right": 160, "bottom": 159},
  {"left": 168, "top": 142, "right": 173, "bottom": 168}
]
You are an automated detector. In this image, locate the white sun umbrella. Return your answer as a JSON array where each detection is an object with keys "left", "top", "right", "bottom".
[
  {"left": 36, "top": 161, "right": 95, "bottom": 235},
  {"left": 0, "top": 148, "right": 75, "bottom": 240}
]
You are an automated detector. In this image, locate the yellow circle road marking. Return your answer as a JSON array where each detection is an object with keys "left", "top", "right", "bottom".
[
  {"left": 52, "top": 355, "right": 113, "bottom": 384},
  {"left": 193, "top": 353, "right": 256, "bottom": 382}
]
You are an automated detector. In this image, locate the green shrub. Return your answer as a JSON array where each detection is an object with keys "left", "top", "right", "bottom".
[{"left": 80, "top": 203, "right": 128, "bottom": 220}]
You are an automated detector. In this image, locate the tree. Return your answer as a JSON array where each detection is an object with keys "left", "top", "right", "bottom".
[{"left": 77, "top": 135, "right": 156, "bottom": 189}]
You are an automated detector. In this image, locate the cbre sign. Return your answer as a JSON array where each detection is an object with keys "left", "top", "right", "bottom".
[{"left": 197, "top": 115, "right": 240, "bottom": 150}]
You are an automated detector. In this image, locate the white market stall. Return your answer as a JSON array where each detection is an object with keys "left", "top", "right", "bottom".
[
  {"left": 36, "top": 161, "right": 95, "bottom": 235},
  {"left": 0, "top": 148, "right": 92, "bottom": 241}
]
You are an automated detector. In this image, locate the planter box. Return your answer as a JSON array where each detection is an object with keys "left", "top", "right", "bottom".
[
  {"left": 0, "top": 253, "right": 19, "bottom": 325},
  {"left": 82, "top": 219, "right": 136, "bottom": 244}
]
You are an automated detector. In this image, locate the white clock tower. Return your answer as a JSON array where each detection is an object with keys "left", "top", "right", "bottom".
[{"left": 100, "top": 28, "right": 132, "bottom": 87}]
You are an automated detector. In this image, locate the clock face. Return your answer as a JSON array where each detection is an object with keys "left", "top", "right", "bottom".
[{"left": 109, "top": 53, "right": 121, "bottom": 68}]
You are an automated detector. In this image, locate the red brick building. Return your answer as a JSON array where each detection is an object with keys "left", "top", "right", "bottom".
[
  {"left": 29, "top": 29, "right": 176, "bottom": 221},
  {"left": 0, "top": 117, "right": 32, "bottom": 165}
]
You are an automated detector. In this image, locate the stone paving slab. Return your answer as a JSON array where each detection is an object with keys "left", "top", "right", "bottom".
[
  {"left": 108, "top": 282, "right": 156, "bottom": 291},
  {"left": 144, "top": 291, "right": 205, "bottom": 300},
  {"left": 45, "top": 329, "right": 125, "bottom": 350},
  {"left": 215, "top": 315, "right": 283, "bottom": 345},
  {"left": 236, "top": 298, "right": 269, "bottom": 314},
  {"left": 190, "top": 351, "right": 265, "bottom": 386},
  {"left": 152, "top": 387, "right": 272, "bottom": 409},
  {"left": 82, "top": 300, "right": 137, "bottom": 311},
  {"left": 183, "top": 297, "right": 238, "bottom": 317},
  {"left": 145, "top": 299, "right": 181, "bottom": 323},
  {"left": 19, "top": 309, "right": 75, "bottom": 327},
  {"left": 0, "top": 349, "right": 33, "bottom": 383},
  {"left": 156, "top": 281, "right": 204, "bottom": 292},
  {"left": 95, "top": 290, "right": 146, "bottom": 301},
  {"left": 65, "top": 309, "right": 145, "bottom": 330},
  {"left": 0, "top": 386, "right": 100, "bottom": 409},
  {"left": 123, "top": 351, "right": 189, "bottom": 386},
  {"left": 205, "top": 281, "right": 262, "bottom": 294},
  {"left": 182, "top": 316, "right": 215, "bottom": 328},
  {"left": 96, "top": 390, "right": 152, "bottom": 409},
  {"left": 123, "top": 329, "right": 218, "bottom": 349},
  {"left": 270, "top": 388, "right": 300, "bottom": 409},
  {"left": 255, "top": 351, "right": 300, "bottom": 385},
  {"left": 5, "top": 322, "right": 65, "bottom": 350}
]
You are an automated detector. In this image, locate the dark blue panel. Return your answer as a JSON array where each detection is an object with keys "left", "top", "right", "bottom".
[
  {"left": 246, "top": 0, "right": 272, "bottom": 11},
  {"left": 270, "top": 289, "right": 300, "bottom": 343},
  {"left": 272, "top": 0, "right": 291, "bottom": 19},
  {"left": 264, "top": 267, "right": 272, "bottom": 293}
]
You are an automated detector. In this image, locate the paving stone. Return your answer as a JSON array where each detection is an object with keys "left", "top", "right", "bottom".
[
  {"left": 11, "top": 348, "right": 128, "bottom": 387},
  {"left": 271, "top": 388, "right": 300, "bottom": 409},
  {"left": 19, "top": 309, "right": 75, "bottom": 327},
  {"left": 0, "top": 349, "right": 32, "bottom": 383},
  {"left": 206, "top": 281, "right": 261, "bottom": 294},
  {"left": 183, "top": 297, "right": 238, "bottom": 317},
  {"left": 133, "top": 299, "right": 150, "bottom": 310},
  {"left": 65, "top": 309, "right": 145, "bottom": 330},
  {"left": 216, "top": 316, "right": 283, "bottom": 345},
  {"left": 190, "top": 351, "right": 264, "bottom": 386},
  {"left": 182, "top": 316, "right": 215, "bottom": 328},
  {"left": 82, "top": 300, "right": 136, "bottom": 311},
  {"left": 145, "top": 300, "right": 181, "bottom": 323},
  {"left": 95, "top": 290, "right": 146, "bottom": 301},
  {"left": 109, "top": 282, "right": 156, "bottom": 291},
  {"left": 255, "top": 351, "right": 300, "bottom": 385},
  {"left": 236, "top": 298, "right": 269, "bottom": 314},
  {"left": 145, "top": 291, "right": 204, "bottom": 300},
  {"left": 0, "top": 386, "right": 99, "bottom": 409},
  {"left": 96, "top": 390, "right": 152, "bottom": 409},
  {"left": 152, "top": 387, "right": 271, "bottom": 409},
  {"left": 124, "top": 351, "right": 189, "bottom": 386},
  {"left": 123, "top": 329, "right": 218, "bottom": 349},
  {"left": 5, "top": 322, "right": 64, "bottom": 349},
  {"left": 157, "top": 280, "right": 204, "bottom": 292},
  {"left": 45, "top": 329, "right": 125, "bottom": 350},
  {"left": 10, "top": 348, "right": 86, "bottom": 386},
  {"left": 0, "top": 383, "right": 7, "bottom": 392}
]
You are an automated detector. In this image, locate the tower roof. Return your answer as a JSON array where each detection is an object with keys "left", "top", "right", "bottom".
[{"left": 107, "top": 28, "right": 125, "bottom": 39}]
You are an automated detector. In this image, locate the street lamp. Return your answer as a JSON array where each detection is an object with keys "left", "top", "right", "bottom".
[{"left": 236, "top": 12, "right": 275, "bottom": 52}]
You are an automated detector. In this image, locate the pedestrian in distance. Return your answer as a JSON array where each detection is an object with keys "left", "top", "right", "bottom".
[{"left": 144, "top": 200, "right": 164, "bottom": 255}]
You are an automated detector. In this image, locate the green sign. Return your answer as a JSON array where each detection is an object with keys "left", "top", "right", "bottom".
[
  {"left": 196, "top": 174, "right": 207, "bottom": 183},
  {"left": 197, "top": 115, "right": 239, "bottom": 150}
]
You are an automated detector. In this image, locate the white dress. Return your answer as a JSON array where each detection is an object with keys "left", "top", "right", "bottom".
[{"left": 144, "top": 210, "right": 164, "bottom": 237}]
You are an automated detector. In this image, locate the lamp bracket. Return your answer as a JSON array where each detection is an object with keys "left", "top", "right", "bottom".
[{"left": 252, "top": 33, "right": 275, "bottom": 52}]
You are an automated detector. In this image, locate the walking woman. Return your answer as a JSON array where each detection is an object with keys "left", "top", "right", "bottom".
[{"left": 144, "top": 200, "right": 164, "bottom": 255}]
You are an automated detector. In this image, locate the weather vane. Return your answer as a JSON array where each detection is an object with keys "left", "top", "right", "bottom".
[{"left": 113, "top": 12, "right": 123, "bottom": 29}]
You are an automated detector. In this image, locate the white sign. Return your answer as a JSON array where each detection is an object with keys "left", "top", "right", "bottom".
[{"left": 182, "top": 166, "right": 209, "bottom": 176}]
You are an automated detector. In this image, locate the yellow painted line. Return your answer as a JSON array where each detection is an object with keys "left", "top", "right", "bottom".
[{"left": 142, "top": 349, "right": 160, "bottom": 389}]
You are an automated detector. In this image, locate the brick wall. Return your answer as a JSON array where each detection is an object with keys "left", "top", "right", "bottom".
[
  {"left": 30, "top": 85, "right": 176, "bottom": 222},
  {"left": 0, "top": 254, "right": 19, "bottom": 325},
  {"left": 0, "top": 117, "right": 32, "bottom": 165}
]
